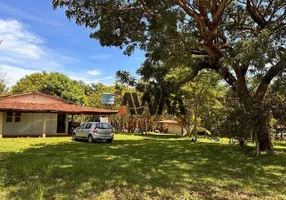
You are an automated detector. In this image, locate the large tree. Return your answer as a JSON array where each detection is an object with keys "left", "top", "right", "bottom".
[
  {"left": 52, "top": 0, "right": 286, "bottom": 152},
  {"left": 12, "top": 72, "right": 87, "bottom": 105}
]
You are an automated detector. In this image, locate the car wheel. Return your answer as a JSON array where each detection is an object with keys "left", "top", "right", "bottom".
[
  {"left": 107, "top": 139, "right": 113, "bottom": 143},
  {"left": 88, "top": 135, "right": 94, "bottom": 143},
  {"left": 72, "top": 133, "right": 78, "bottom": 141}
]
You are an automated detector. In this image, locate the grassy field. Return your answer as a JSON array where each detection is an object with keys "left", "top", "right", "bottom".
[{"left": 0, "top": 134, "right": 285, "bottom": 200}]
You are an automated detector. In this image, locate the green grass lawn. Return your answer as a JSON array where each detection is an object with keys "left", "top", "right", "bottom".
[{"left": 0, "top": 134, "right": 285, "bottom": 200}]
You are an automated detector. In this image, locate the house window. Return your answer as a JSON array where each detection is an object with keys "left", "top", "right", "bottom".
[
  {"left": 6, "top": 112, "right": 13, "bottom": 122},
  {"left": 15, "top": 112, "right": 21, "bottom": 122}
]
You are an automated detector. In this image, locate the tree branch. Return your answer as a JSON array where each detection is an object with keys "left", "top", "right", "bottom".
[
  {"left": 89, "top": 1, "right": 158, "bottom": 18},
  {"left": 172, "top": 61, "right": 215, "bottom": 89},
  {"left": 247, "top": 0, "right": 267, "bottom": 28},
  {"left": 137, "top": 0, "right": 157, "bottom": 17},
  {"left": 188, "top": 48, "right": 208, "bottom": 55},
  {"left": 255, "top": 59, "right": 286, "bottom": 100},
  {"left": 237, "top": 26, "right": 259, "bottom": 36},
  {"left": 216, "top": 66, "right": 237, "bottom": 87},
  {"left": 175, "top": 0, "right": 200, "bottom": 21},
  {"left": 175, "top": 31, "right": 208, "bottom": 55},
  {"left": 212, "top": 0, "right": 230, "bottom": 32},
  {"left": 94, "top": 4, "right": 142, "bottom": 12}
]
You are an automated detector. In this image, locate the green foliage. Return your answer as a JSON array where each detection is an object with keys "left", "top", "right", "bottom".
[
  {"left": 11, "top": 72, "right": 47, "bottom": 94},
  {"left": 218, "top": 90, "right": 254, "bottom": 140},
  {"left": 0, "top": 83, "right": 6, "bottom": 95},
  {"left": 86, "top": 83, "right": 135, "bottom": 109},
  {"left": 270, "top": 72, "right": 286, "bottom": 99},
  {"left": 171, "top": 69, "right": 225, "bottom": 135},
  {"left": 52, "top": 0, "right": 286, "bottom": 151},
  {"left": 85, "top": 83, "right": 114, "bottom": 108},
  {"left": 11, "top": 72, "right": 86, "bottom": 105},
  {"left": 267, "top": 89, "right": 286, "bottom": 126},
  {"left": 10, "top": 71, "right": 136, "bottom": 109},
  {"left": 52, "top": 0, "right": 285, "bottom": 76},
  {"left": 0, "top": 69, "right": 7, "bottom": 95}
]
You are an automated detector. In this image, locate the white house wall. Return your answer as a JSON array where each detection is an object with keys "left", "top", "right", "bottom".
[
  {"left": 3, "top": 112, "right": 57, "bottom": 136},
  {"left": 47, "top": 113, "right": 57, "bottom": 134}
]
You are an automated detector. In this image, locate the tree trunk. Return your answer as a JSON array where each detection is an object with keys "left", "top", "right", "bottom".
[
  {"left": 194, "top": 110, "right": 198, "bottom": 142},
  {"left": 253, "top": 103, "right": 273, "bottom": 152},
  {"left": 256, "top": 118, "right": 273, "bottom": 151},
  {"left": 237, "top": 92, "right": 273, "bottom": 153},
  {"left": 239, "top": 138, "right": 245, "bottom": 147}
]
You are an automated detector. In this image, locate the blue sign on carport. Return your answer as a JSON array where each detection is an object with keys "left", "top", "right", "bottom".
[{"left": 101, "top": 93, "right": 115, "bottom": 104}]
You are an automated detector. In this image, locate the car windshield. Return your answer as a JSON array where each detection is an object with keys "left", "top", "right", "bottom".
[{"left": 102, "top": 123, "right": 112, "bottom": 129}]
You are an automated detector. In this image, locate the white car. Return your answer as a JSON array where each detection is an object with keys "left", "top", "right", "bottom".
[{"left": 72, "top": 122, "right": 114, "bottom": 143}]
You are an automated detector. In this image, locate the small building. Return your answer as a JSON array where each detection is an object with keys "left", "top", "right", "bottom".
[
  {"left": 155, "top": 120, "right": 184, "bottom": 135},
  {"left": 0, "top": 92, "right": 118, "bottom": 138}
]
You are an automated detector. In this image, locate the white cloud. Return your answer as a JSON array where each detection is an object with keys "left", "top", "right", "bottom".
[
  {"left": 87, "top": 70, "right": 101, "bottom": 76},
  {"left": 0, "top": 65, "right": 38, "bottom": 87},
  {"left": 91, "top": 54, "right": 113, "bottom": 60},
  {"left": 98, "top": 76, "right": 114, "bottom": 80},
  {"left": 0, "top": 20, "right": 44, "bottom": 60},
  {"left": 68, "top": 73, "right": 114, "bottom": 85},
  {"left": 0, "top": 19, "right": 68, "bottom": 70},
  {"left": 69, "top": 70, "right": 113, "bottom": 84},
  {"left": 0, "top": 19, "right": 114, "bottom": 87},
  {"left": 0, "top": 19, "right": 79, "bottom": 86}
]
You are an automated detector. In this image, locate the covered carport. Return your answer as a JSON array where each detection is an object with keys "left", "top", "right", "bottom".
[{"left": 0, "top": 102, "right": 118, "bottom": 138}]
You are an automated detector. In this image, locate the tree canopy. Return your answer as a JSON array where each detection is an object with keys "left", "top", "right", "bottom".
[
  {"left": 52, "top": 0, "right": 286, "bottom": 152},
  {"left": 11, "top": 72, "right": 87, "bottom": 105},
  {"left": 11, "top": 71, "right": 134, "bottom": 109}
]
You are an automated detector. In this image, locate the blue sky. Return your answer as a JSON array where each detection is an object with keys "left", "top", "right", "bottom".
[{"left": 0, "top": 0, "right": 144, "bottom": 87}]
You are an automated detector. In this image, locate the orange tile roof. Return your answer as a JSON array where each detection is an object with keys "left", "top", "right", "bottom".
[{"left": 0, "top": 102, "right": 118, "bottom": 114}]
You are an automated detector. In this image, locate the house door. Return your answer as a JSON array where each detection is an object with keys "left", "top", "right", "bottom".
[{"left": 57, "top": 114, "right": 66, "bottom": 133}]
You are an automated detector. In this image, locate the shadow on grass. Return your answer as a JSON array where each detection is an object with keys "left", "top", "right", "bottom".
[
  {"left": 0, "top": 136, "right": 285, "bottom": 199},
  {"left": 136, "top": 133, "right": 182, "bottom": 139}
]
